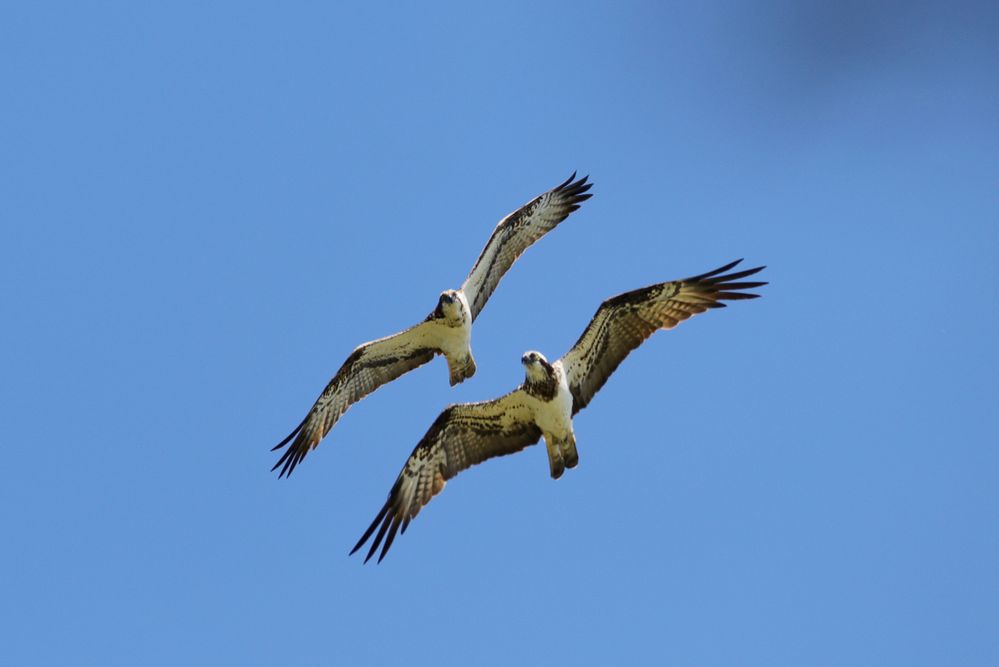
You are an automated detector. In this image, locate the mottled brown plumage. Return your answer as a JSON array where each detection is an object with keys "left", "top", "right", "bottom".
[
  {"left": 561, "top": 259, "right": 766, "bottom": 414},
  {"left": 351, "top": 393, "right": 542, "bottom": 563}
]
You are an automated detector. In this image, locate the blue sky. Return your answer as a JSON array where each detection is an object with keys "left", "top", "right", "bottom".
[{"left": 2, "top": 2, "right": 997, "bottom": 665}]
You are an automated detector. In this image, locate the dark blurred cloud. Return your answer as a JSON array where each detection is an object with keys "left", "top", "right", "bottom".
[{"left": 730, "top": 0, "right": 999, "bottom": 88}]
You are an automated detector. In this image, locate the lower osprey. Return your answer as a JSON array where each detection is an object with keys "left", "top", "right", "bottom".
[{"left": 353, "top": 259, "right": 766, "bottom": 562}]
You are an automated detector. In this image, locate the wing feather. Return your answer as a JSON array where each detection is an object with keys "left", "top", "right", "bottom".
[
  {"left": 351, "top": 391, "right": 541, "bottom": 563},
  {"left": 461, "top": 173, "right": 592, "bottom": 320},
  {"left": 560, "top": 260, "right": 766, "bottom": 414},
  {"left": 271, "top": 321, "right": 442, "bottom": 477}
]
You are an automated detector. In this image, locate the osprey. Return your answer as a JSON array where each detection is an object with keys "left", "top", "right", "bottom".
[
  {"left": 271, "top": 173, "right": 592, "bottom": 477},
  {"left": 351, "top": 260, "right": 766, "bottom": 562}
]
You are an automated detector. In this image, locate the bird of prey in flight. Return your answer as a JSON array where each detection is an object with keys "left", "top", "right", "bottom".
[
  {"left": 351, "top": 260, "right": 766, "bottom": 562},
  {"left": 271, "top": 173, "right": 593, "bottom": 478}
]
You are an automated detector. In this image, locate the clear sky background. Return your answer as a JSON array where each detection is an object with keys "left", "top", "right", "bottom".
[{"left": 2, "top": 2, "right": 997, "bottom": 665}]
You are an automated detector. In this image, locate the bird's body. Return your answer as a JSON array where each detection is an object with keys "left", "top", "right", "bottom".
[
  {"left": 425, "top": 289, "right": 475, "bottom": 386},
  {"left": 522, "top": 354, "right": 577, "bottom": 478},
  {"left": 271, "top": 174, "right": 592, "bottom": 477},
  {"left": 352, "top": 259, "right": 767, "bottom": 562}
]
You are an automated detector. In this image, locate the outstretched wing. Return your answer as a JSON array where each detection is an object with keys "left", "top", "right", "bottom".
[
  {"left": 560, "top": 260, "right": 766, "bottom": 414},
  {"left": 271, "top": 320, "right": 444, "bottom": 478},
  {"left": 461, "top": 173, "right": 592, "bottom": 320},
  {"left": 351, "top": 390, "right": 541, "bottom": 563}
]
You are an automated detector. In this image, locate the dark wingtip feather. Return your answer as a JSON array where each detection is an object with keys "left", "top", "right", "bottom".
[
  {"left": 270, "top": 414, "right": 312, "bottom": 477},
  {"left": 556, "top": 171, "right": 577, "bottom": 190},
  {"left": 681, "top": 261, "right": 767, "bottom": 306},
  {"left": 556, "top": 172, "right": 592, "bottom": 198},
  {"left": 271, "top": 437, "right": 308, "bottom": 478},
  {"left": 271, "top": 443, "right": 295, "bottom": 476},
  {"left": 709, "top": 266, "right": 765, "bottom": 284},
  {"left": 715, "top": 292, "right": 762, "bottom": 300},
  {"left": 271, "top": 415, "right": 307, "bottom": 451},
  {"left": 365, "top": 515, "right": 393, "bottom": 563},
  {"left": 378, "top": 516, "right": 403, "bottom": 563},
  {"left": 688, "top": 262, "right": 766, "bottom": 290},
  {"left": 691, "top": 258, "right": 743, "bottom": 281},
  {"left": 351, "top": 502, "right": 391, "bottom": 557}
]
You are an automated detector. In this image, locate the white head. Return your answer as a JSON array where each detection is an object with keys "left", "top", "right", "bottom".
[
  {"left": 435, "top": 289, "right": 468, "bottom": 325},
  {"left": 520, "top": 350, "right": 553, "bottom": 382}
]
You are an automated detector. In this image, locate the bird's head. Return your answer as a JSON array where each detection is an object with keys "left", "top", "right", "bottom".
[
  {"left": 521, "top": 350, "right": 553, "bottom": 381},
  {"left": 435, "top": 289, "right": 467, "bottom": 324}
]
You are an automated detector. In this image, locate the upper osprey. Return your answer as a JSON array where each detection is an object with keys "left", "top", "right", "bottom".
[{"left": 271, "top": 173, "right": 593, "bottom": 477}]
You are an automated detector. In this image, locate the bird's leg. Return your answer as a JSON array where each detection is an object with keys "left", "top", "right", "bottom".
[
  {"left": 560, "top": 432, "right": 579, "bottom": 470},
  {"left": 447, "top": 353, "right": 477, "bottom": 386},
  {"left": 545, "top": 434, "right": 566, "bottom": 479}
]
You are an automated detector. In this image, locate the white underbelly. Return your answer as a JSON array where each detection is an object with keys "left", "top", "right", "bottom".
[
  {"left": 534, "top": 380, "right": 574, "bottom": 438},
  {"left": 436, "top": 320, "right": 471, "bottom": 358}
]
